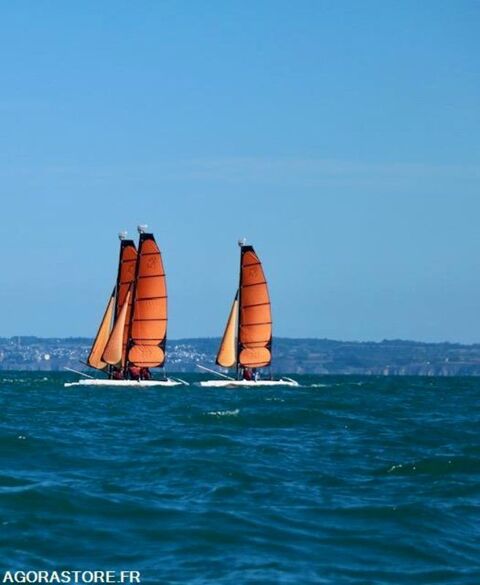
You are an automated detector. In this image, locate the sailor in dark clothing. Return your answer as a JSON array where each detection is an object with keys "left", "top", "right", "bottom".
[{"left": 128, "top": 366, "right": 141, "bottom": 381}]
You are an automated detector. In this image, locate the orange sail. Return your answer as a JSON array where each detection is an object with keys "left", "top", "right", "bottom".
[
  {"left": 87, "top": 292, "right": 115, "bottom": 370},
  {"left": 127, "top": 233, "right": 167, "bottom": 368},
  {"left": 102, "top": 290, "right": 131, "bottom": 366},
  {"left": 114, "top": 238, "right": 137, "bottom": 366},
  {"left": 216, "top": 294, "right": 238, "bottom": 368},
  {"left": 238, "top": 245, "right": 272, "bottom": 368}
]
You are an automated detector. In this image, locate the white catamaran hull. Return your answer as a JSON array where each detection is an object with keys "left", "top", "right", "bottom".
[
  {"left": 198, "top": 378, "right": 299, "bottom": 388},
  {"left": 64, "top": 378, "right": 186, "bottom": 388}
]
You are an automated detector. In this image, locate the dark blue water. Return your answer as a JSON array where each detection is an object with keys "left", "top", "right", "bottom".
[{"left": 0, "top": 373, "right": 479, "bottom": 584}]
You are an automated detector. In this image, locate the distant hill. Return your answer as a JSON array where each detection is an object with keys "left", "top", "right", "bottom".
[{"left": 1, "top": 336, "right": 480, "bottom": 375}]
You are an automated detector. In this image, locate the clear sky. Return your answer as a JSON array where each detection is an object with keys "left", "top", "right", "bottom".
[{"left": 0, "top": 1, "right": 478, "bottom": 342}]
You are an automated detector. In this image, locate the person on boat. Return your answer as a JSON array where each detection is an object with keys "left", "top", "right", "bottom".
[
  {"left": 253, "top": 368, "right": 259, "bottom": 382},
  {"left": 112, "top": 368, "right": 123, "bottom": 380},
  {"left": 128, "top": 365, "right": 142, "bottom": 381},
  {"left": 243, "top": 367, "right": 253, "bottom": 381},
  {"left": 140, "top": 367, "right": 151, "bottom": 380}
]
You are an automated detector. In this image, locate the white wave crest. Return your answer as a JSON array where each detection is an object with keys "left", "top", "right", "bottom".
[{"left": 207, "top": 409, "right": 240, "bottom": 417}]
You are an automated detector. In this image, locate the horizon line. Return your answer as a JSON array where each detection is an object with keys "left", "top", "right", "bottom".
[{"left": 2, "top": 335, "right": 479, "bottom": 347}]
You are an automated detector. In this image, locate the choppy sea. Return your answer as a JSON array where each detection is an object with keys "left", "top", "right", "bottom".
[{"left": 0, "top": 373, "right": 479, "bottom": 584}]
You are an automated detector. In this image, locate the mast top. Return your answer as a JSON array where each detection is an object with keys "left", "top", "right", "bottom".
[
  {"left": 118, "top": 231, "right": 128, "bottom": 241},
  {"left": 238, "top": 237, "right": 247, "bottom": 247},
  {"left": 137, "top": 224, "right": 148, "bottom": 234}
]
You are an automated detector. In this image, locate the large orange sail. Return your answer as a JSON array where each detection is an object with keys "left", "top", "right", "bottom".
[
  {"left": 102, "top": 290, "right": 131, "bottom": 366},
  {"left": 238, "top": 245, "right": 272, "bottom": 368},
  {"left": 87, "top": 291, "right": 115, "bottom": 370},
  {"left": 216, "top": 294, "right": 238, "bottom": 368},
  {"left": 114, "top": 238, "right": 137, "bottom": 366},
  {"left": 127, "top": 232, "right": 167, "bottom": 368}
]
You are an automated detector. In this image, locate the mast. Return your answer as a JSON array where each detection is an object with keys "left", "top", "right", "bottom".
[
  {"left": 236, "top": 238, "right": 247, "bottom": 378},
  {"left": 125, "top": 225, "right": 143, "bottom": 375}
]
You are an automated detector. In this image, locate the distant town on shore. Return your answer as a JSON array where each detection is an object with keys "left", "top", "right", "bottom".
[{"left": 2, "top": 336, "right": 480, "bottom": 376}]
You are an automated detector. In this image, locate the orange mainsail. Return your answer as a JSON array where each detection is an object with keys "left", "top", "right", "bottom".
[
  {"left": 238, "top": 245, "right": 272, "bottom": 368},
  {"left": 127, "top": 233, "right": 167, "bottom": 368},
  {"left": 87, "top": 291, "right": 115, "bottom": 370},
  {"left": 114, "top": 239, "right": 137, "bottom": 366},
  {"left": 216, "top": 294, "right": 238, "bottom": 368}
]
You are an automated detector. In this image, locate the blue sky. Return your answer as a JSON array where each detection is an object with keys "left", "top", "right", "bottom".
[{"left": 0, "top": 1, "right": 478, "bottom": 342}]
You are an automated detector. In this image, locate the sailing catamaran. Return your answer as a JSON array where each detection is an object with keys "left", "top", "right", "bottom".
[
  {"left": 65, "top": 226, "right": 184, "bottom": 388},
  {"left": 198, "top": 240, "right": 298, "bottom": 387}
]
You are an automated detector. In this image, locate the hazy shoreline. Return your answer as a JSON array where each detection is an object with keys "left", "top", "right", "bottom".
[{"left": 2, "top": 336, "right": 480, "bottom": 376}]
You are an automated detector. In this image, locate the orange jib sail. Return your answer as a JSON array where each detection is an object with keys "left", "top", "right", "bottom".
[
  {"left": 216, "top": 294, "right": 239, "bottom": 368},
  {"left": 127, "top": 233, "right": 167, "bottom": 368},
  {"left": 238, "top": 246, "right": 272, "bottom": 368},
  {"left": 114, "top": 239, "right": 137, "bottom": 366},
  {"left": 87, "top": 292, "right": 115, "bottom": 370},
  {"left": 102, "top": 289, "right": 131, "bottom": 366}
]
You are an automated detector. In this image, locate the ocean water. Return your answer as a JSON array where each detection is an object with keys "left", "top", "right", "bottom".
[{"left": 0, "top": 373, "right": 479, "bottom": 584}]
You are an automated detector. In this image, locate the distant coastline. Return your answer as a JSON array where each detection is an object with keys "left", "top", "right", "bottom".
[{"left": 2, "top": 336, "right": 480, "bottom": 376}]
